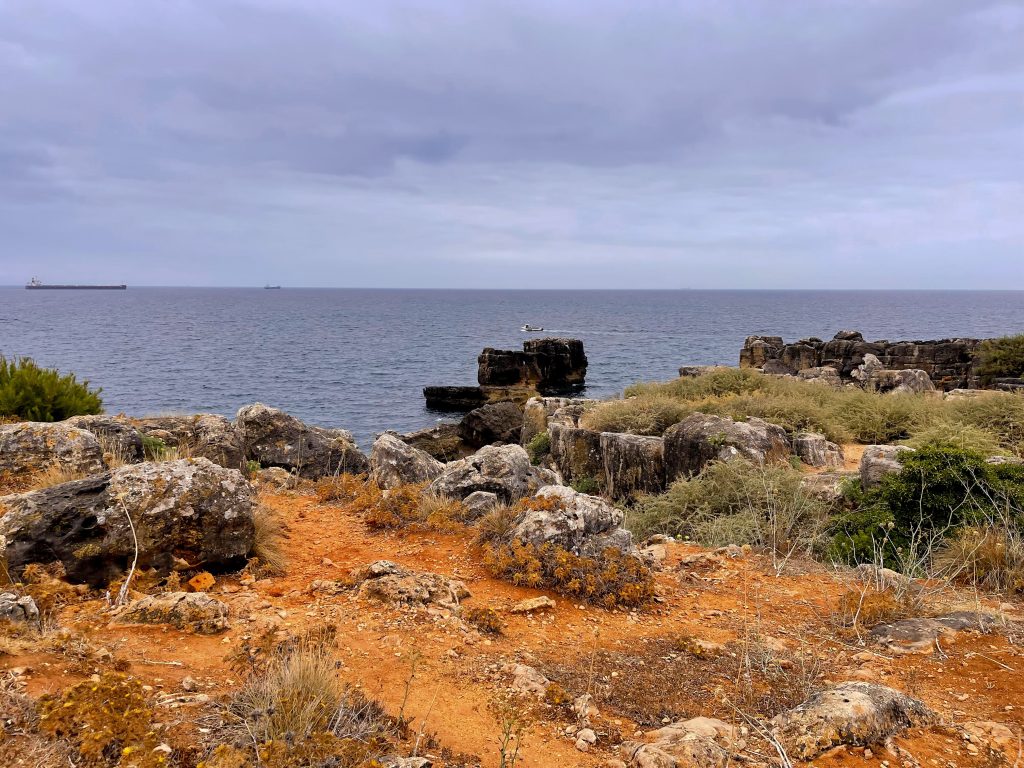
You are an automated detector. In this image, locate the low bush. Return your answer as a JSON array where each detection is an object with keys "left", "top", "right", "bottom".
[
  {"left": 318, "top": 475, "right": 471, "bottom": 533},
  {"left": 975, "top": 334, "right": 1024, "bottom": 385},
  {"left": 0, "top": 355, "right": 102, "bottom": 422},
  {"left": 250, "top": 503, "right": 288, "bottom": 576},
  {"left": 901, "top": 421, "right": 1004, "bottom": 457},
  {"left": 948, "top": 393, "right": 1024, "bottom": 456},
  {"left": 463, "top": 606, "right": 504, "bottom": 635},
  {"left": 526, "top": 430, "right": 551, "bottom": 464},
  {"left": 579, "top": 395, "right": 694, "bottom": 436},
  {"left": 570, "top": 476, "right": 601, "bottom": 495},
  {"left": 933, "top": 523, "right": 1024, "bottom": 593},
  {"left": 629, "top": 460, "right": 831, "bottom": 569}
]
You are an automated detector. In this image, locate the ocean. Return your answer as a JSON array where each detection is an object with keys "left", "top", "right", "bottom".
[{"left": 3, "top": 288, "right": 1023, "bottom": 448}]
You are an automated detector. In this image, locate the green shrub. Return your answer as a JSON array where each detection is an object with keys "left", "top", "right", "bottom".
[
  {"left": 526, "top": 430, "right": 551, "bottom": 465},
  {"left": 629, "top": 460, "right": 831, "bottom": 564},
  {"left": 976, "top": 334, "right": 1024, "bottom": 385},
  {"left": 0, "top": 356, "right": 102, "bottom": 421},
  {"left": 570, "top": 475, "right": 601, "bottom": 495},
  {"left": 140, "top": 434, "right": 168, "bottom": 460},
  {"left": 949, "top": 393, "right": 1024, "bottom": 456},
  {"left": 901, "top": 421, "right": 1004, "bottom": 457},
  {"left": 579, "top": 395, "right": 693, "bottom": 435}
]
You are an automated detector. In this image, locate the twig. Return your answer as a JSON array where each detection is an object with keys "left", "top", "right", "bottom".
[
  {"left": 115, "top": 496, "right": 139, "bottom": 607},
  {"left": 413, "top": 683, "right": 441, "bottom": 756},
  {"left": 967, "top": 652, "right": 1016, "bottom": 673},
  {"left": 137, "top": 656, "right": 185, "bottom": 667}
]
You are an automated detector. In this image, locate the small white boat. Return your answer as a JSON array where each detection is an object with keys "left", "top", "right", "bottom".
[{"left": 521, "top": 324, "right": 544, "bottom": 332}]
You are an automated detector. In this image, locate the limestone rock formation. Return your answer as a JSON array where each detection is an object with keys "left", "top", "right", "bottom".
[
  {"left": 133, "top": 414, "right": 245, "bottom": 468},
  {"left": 235, "top": 403, "right": 368, "bottom": 478},
  {"left": 520, "top": 396, "right": 572, "bottom": 445},
  {"left": 860, "top": 445, "right": 913, "bottom": 488},
  {"left": 352, "top": 560, "right": 469, "bottom": 608},
  {"left": 478, "top": 338, "right": 587, "bottom": 392},
  {"left": 548, "top": 402, "right": 604, "bottom": 488},
  {"left": 427, "top": 444, "right": 550, "bottom": 503},
  {"left": 622, "top": 717, "right": 732, "bottom": 768},
  {"left": 462, "top": 490, "right": 499, "bottom": 519},
  {"left": 369, "top": 433, "right": 444, "bottom": 489},
  {"left": 511, "top": 484, "right": 631, "bottom": 554},
  {"left": 869, "top": 611, "right": 998, "bottom": 654},
  {"left": 113, "top": 592, "right": 230, "bottom": 634},
  {"left": 600, "top": 433, "right": 665, "bottom": 499},
  {"left": 66, "top": 415, "right": 145, "bottom": 463},
  {"left": 0, "top": 592, "right": 39, "bottom": 624},
  {"left": 663, "top": 413, "right": 791, "bottom": 481},
  {"left": 0, "top": 458, "right": 255, "bottom": 586},
  {"left": 771, "top": 682, "right": 935, "bottom": 759},
  {"left": 0, "top": 422, "right": 106, "bottom": 476},
  {"left": 793, "top": 433, "right": 844, "bottom": 468},
  {"left": 399, "top": 423, "right": 467, "bottom": 462},
  {"left": 457, "top": 402, "right": 524, "bottom": 448}
]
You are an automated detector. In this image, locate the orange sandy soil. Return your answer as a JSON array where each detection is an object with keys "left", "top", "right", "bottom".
[{"left": 4, "top": 480, "right": 1024, "bottom": 768}]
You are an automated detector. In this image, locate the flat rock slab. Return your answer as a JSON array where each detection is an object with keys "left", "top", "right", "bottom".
[
  {"left": 510, "top": 596, "right": 556, "bottom": 614},
  {"left": 112, "top": 592, "right": 230, "bottom": 634},
  {"left": 870, "top": 611, "right": 999, "bottom": 654}
]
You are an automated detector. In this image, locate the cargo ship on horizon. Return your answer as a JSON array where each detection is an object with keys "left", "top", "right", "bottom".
[{"left": 26, "top": 277, "right": 127, "bottom": 290}]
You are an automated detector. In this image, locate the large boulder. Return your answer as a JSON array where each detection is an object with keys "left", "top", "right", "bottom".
[
  {"left": 235, "top": 403, "right": 368, "bottom": 478},
  {"left": 601, "top": 433, "right": 665, "bottom": 500},
  {"left": 352, "top": 561, "right": 469, "bottom": 608},
  {"left": 771, "top": 682, "right": 935, "bottom": 759},
  {"left": 663, "top": 413, "right": 791, "bottom": 481},
  {"left": 793, "top": 433, "right": 844, "bottom": 468},
  {"left": 477, "top": 338, "right": 587, "bottom": 393},
  {"left": 548, "top": 402, "right": 604, "bottom": 487},
  {"left": 0, "top": 592, "right": 39, "bottom": 625},
  {"left": 427, "top": 444, "right": 551, "bottom": 503},
  {"left": 622, "top": 718, "right": 732, "bottom": 768},
  {"left": 859, "top": 445, "right": 913, "bottom": 488},
  {"left": 65, "top": 415, "right": 145, "bottom": 463},
  {"left": 399, "top": 423, "right": 468, "bottom": 462},
  {"left": 0, "top": 422, "right": 106, "bottom": 476},
  {"left": 511, "top": 485, "right": 630, "bottom": 554},
  {"left": 113, "top": 592, "right": 230, "bottom": 634},
  {"left": 458, "top": 402, "right": 524, "bottom": 448},
  {"left": 369, "top": 433, "right": 444, "bottom": 490},
  {"left": 0, "top": 458, "right": 256, "bottom": 586},
  {"left": 134, "top": 414, "right": 245, "bottom": 469}
]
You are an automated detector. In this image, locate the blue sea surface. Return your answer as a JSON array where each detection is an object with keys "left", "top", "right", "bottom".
[{"left": 2, "top": 288, "right": 1023, "bottom": 448}]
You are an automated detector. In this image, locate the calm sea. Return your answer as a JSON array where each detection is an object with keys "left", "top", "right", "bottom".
[{"left": 2, "top": 288, "right": 1023, "bottom": 448}]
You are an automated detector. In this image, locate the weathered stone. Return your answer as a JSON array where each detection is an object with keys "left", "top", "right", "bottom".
[
  {"left": 0, "top": 458, "right": 255, "bottom": 586},
  {"left": 741, "top": 331, "right": 983, "bottom": 390},
  {"left": 601, "top": 433, "right": 665, "bottom": 500},
  {"left": 663, "top": 413, "right": 791, "bottom": 481},
  {"left": 134, "top": 414, "right": 245, "bottom": 469},
  {"left": 511, "top": 485, "right": 629, "bottom": 553},
  {"left": 0, "top": 592, "right": 39, "bottom": 624},
  {"left": 423, "top": 385, "right": 536, "bottom": 412},
  {"left": 506, "top": 662, "right": 550, "bottom": 698},
  {"left": 797, "top": 366, "right": 842, "bottom": 387},
  {"left": 427, "top": 444, "right": 549, "bottom": 503},
  {"left": 353, "top": 560, "right": 469, "bottom": 608},
  {"left": 510, "top": 596, "right": 556, "bottom": 614},
  {"left": 859, "top": 445, "right": 913, "bottom": 488},
  {"left": 0, "top": 422, "right": 106, "bottom": 476},
  {"left": 678, "top": 365, "right": 728, "bottom": 378},
  {"left": 549, "top": 421, "right": 604, "bottom": 488},
  {"left": 66, "top": 415, "right": 145, "bottom": 463},
  {"left": 622, "top": 718, "right": 730, "bottom": 768},
  {"left": 793, "top": 433, "right": 844, "bottom": 468},
  {"left": 478, "top": 338, "right": 587, "bottom": 393},
  {"left": 462, "top": 491, "right": 499, "bottom": 519},
  {"left": 800, "top": 472, "right": 855, "bottom": 503},
  {"left": 771, "top": 682, "right": 935, "bottom": 759},
  {"left": 869, "top": 611, "right": 998, "bottom": 654},
  {"left": 520, "top": 397, "right": 572, "bottom": 445},
  {"left": 399, "top": 423, "right": 468, "bottom": 462},
  {"left": 235, "top": 403, "right": 368, "bottom": 478},
  {"left": 458, "top": 402, "right": 524, "bottom": 448},
  {"left": 256, "top": 466, "right": 302, "bottom": 490},
  {"left": 113, "top": 592, "right": 230, "bottom": 634},
  {"left": 369, "top": 433, "right": 444, "bottom": 489}
]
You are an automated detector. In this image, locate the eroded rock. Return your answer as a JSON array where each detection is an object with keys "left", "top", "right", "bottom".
[
  {"left": 113, "top": 592, "right": 230, "bottom": 634},
  {"left": 859, "top": 445, "right": 913, "bottom": 488},
  {"left": 793, "top": 432, "right": 844, "bottom": 468},
  {"left": 869, "top": 611, "right": 998, "bottom": 654},
  {"left": 601, "top": 432, "right": 665, "bottom": 499},
  {"left": 134, "top": 414, "right": 245, "bottom": 468},
  {"left": 369, "top": 433, "right": 444, "bottom": 489},
  {"left": 663, "top": 413, "right": 791, "bottom": 481},
  {"left": 352, "top": 561, "right": 469, "bottom": 608},
  {"left": 458, "top": 402, "right": 524, "bottom": 448},
  {"left": 427, "top": 444, "right": 550, "bottom": 503},
  {"left": 511, "top": 485, "right": 631, "bottom": 554},
  {"left": 66, "top": 415, "right": 145, "bottom": 463},
  {"left": 0, "top": 592, "right": 39, "bottom": 624},
  {"left": 0, "top": 422, "right": 106, "bottom": 476}
]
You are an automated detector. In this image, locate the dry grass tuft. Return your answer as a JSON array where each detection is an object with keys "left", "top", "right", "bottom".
[
  {"left": 463, "top": 606, "right": 504, "bottom": 635},
  {"left": 933, "top": 525, "right": 1024, "bottom": 594},
  {"left": 24, "top": 462, "right": 87, "bottom": 492},
  {"left": 249, "top": 502, "right": 289, "bottom": 577},
  {"left": 832, "top": 586, "right": 923, "bottom": 631}
]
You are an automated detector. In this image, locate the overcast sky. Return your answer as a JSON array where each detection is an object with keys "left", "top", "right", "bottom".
[{"left": 2, "top": 1, "right": 1022, "bottom": 288}]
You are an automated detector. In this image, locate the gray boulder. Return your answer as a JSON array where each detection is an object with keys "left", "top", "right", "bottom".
[
  {"left": 0, "top": 458, "right": 256, "bottom": 586},
  {"left": 235, "top": 403, "right": 368, "bottom": 478},
  {"left": 0, "top": 592, "right": 39, "bottom": 624},
  {"left": 134, "top": 414, "right": 245, "bottom": 468},
  {"left": 771, "top": 682, "right": 935, "bottom": 759},
  {"left": 549, "top": 420, "right": 604, "bottom": 488},
  {"left": 369, "top": 433, "right": 444, "bottom": 489},
  {"left": 0, "top": 422, "right": 106, "bottom": 476},
  {"left": 66, "top": 415, "right": 145, "bottom": 463},
  {"left": 463, "top": 491, "right": 499, "bottom": 519},
  {"left": 860, "top": 445, "right": 913, "bottom": 488},
  {"left": 663, "top": 413, "right": 791, "bottom": 481},
  {"left": 352, "top": 560, "right": 469, "bottom": 608},
  {"left": 797, "top": 366, "right": 842, "bottom": 387},
  {"left": 600, "top": 433, "right": 665, "bottom": 500},
  {"left": 793, "top": 433, "right": 844, "bottom": 468},
  {"left": 113, "top": 592, "right": 230, "bottom": 634},
  {"left": 622, "top": 718, "right": 731, "bottom": 768},
  {"left": 427, "top": 444, "right": 550, "bottom": 503},
  {"left": 458, "top": 402, "right": 524, "bottom": 448},
  {"left": 511, "top": 485, "right": 630, "bottom": 554}
]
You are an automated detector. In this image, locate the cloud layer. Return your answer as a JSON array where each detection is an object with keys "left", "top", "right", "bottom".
[{"left": 2, "top": 0, "right": 1022, "bottom": 287}]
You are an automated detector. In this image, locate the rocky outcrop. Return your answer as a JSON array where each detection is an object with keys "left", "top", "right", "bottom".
[
  {"left": 793, "top": 433, "right": 844, "bottom": 468},
  {"left": 869, "top": 611, "right": 998, "bottom": 655},
  {"left": 66, "top": 415, "right": 145, "bottom": 463},
  {"left": 463, "top": 491, "right": 499, "bottom": 519},
  {"left": 399, "top": 423, "right": 468, "bottom": 462},
  {"left": 601, "top": 433, "right": 665, "bottom": 499},
  {"left": 741, "top": 330, "right": 982, "bottom": 390},
  {"left": 369, "top": 433, "right": 444, "bottom": 489},
  {"left": 520, "top": 397, "right": 572, "bottom": 445},
  {"left": 478, "top": 338, "right": 587, "bottom": 392},
  {"left": 548, "top": 403, "right": 604, "bottom": 488},
  {"left": 458, "top": 402, "right": 524, "bottom": 448},
  {"left": 235, "top": 403, "right": 368, "bottom": 478},
  {"left": 511, "top": 485, "right": 631, "bottom": 555},
  {"left": 771, "top": 682, "right": 935, "bottom": 759},
  {"left": 423, "top": 385, "right": 537, "bottom": 412},
  {"left": 0, "top": 422, "right": 106, "bottom": 476},
  {"left": 113, "top": 592, "right": 230, "bottom": 634},
  {"left": 663, "top": 413, "right": 791, "bottom": 481},
  {"left": 352, "top": 560, "right": 469, "bottom": 608},
  {"left": 860, "top": 445, "right": 913, "bottom": 488},
  {"left": 133, "top": 414, "right": 245, "bottom": 468},
  {"left": 427, "top": 444, "right": 552, "bottom": 503},
  {"left": 622, "top": 718, "right": 732, "bottom": 768},
  {"left": 0, "top": 592, "right": 39, "bottom": 624},
  {"left": 0, "top": 458, "right": 255, "bottom": 586}
]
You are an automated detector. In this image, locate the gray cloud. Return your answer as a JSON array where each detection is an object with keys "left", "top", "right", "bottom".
[{"left": 1, "top": 0, "right": 1022, "bottom": 287}]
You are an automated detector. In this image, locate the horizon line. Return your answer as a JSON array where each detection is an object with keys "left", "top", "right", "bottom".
[{"left": 4, "top": 285, "right": 1024, "bottom": 292}]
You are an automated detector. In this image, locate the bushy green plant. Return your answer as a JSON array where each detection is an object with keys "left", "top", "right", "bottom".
[
  {"left": 901, "top": 421, "right": 1004, "bottom": 457},
  {"left": 949, "top": 393, "right": 1024, "bottom": 457},
  {"left": 579, "top": 395, "right": 693, "bottom": 435},
  {"left": 526, "top": 430, "right": 551, "bottom": 464},
  {"left": 0, "top": 355, "right": 102, "bottom": 421},
  {"left": 975, "top": 334, "right": 1024, "bottom": 385},
  {"left": 570, "top": 475, "right": 601, "bottom": 495}
]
